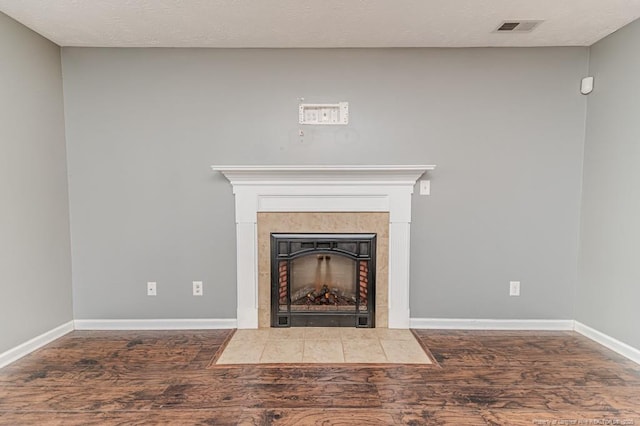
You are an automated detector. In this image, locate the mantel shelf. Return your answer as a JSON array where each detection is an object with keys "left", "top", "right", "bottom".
[{"left": 211, "top": 165, "right": 436, "bottom": 186}]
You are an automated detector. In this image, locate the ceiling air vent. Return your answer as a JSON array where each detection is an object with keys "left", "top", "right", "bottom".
[{"left": 495, "top": 20, "right": 543, "bottom": 33}]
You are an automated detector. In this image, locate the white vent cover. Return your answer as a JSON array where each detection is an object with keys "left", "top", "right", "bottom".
[
  {"left": 495, "top": 20, "right": 543, "bottom": 33},
  {"left": 299, "top": 102, "right": 349, "bottom": 125}
]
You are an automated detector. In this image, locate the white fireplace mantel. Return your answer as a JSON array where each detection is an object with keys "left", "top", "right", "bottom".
[{"left": 212, "top": 164, "right": 436, "bottom": 328}]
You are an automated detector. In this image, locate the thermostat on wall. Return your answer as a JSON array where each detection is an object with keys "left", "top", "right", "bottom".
[{"left": 299, "top": 102, "right": 349, "bottom": 125}]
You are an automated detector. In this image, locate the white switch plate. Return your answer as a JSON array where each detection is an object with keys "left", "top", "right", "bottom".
[
  {"left": 147, "top": 281, "right": 157, "bottom": 296},
  {"left": 193, "top": 281, "right": 203, "bottom": 296},
  {"left": 419, "top": 180, "right": 431, "bottom": 195},
  {"left": 509, "top": 281, "right": 520, "bottom": 296}
]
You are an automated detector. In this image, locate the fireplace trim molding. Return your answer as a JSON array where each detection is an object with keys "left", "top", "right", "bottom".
[{"left": 212, "top": 165, "right": 435, "bottom": 329}]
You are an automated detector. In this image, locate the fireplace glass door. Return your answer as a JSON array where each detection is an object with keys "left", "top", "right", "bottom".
[{"left": 271, "top": 233, "right": 376, "bottom": 327}]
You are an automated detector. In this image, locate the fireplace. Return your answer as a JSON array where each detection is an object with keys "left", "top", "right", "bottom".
[
  {"left": 271, "top": 233, "right": 376, "bottom": 328},
  {"left": 211, "top": 165, "right": 435, "bottom": 329}
]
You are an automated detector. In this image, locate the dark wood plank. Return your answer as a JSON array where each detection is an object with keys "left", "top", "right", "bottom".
[
  {"left": 0, "top": 408, "right": 490, "bottom": 425},
  {"left": 481, "top": 409, "right": 640, "bottom": 426},
  {"left": 150, "top": 382, "right": 382, "bottom": 409},
  {"left": 375, "top": 383, "right": 640, "bottom": 411},
  {"left": 257, "top": 408, "right": 488, "bottom": 425},
  {"left": 0, "top": 409, "right": 254, "bottom": 426},
  {"left": 0, "top": 384, "right": 167, "bottom": 411}
]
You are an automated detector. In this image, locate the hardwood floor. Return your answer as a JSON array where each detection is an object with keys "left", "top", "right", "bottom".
[{"left": 0, "top": 329, "right": 639, "bottom": 425}]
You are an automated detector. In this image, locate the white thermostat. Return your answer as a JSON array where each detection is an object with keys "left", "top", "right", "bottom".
[{"left": 299, "top": 102, "right": 349, "bottom": 125}]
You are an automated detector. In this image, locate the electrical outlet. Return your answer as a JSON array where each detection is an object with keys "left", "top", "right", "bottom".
[
  {"left": 147, "top": 281, "right": 157, "bottom": 296},
  {"left": 509, "top": 281, "right": 520, "bottom": 296},
  {"left": 193, "top": 281, "right": 203, "bottom": 296}
]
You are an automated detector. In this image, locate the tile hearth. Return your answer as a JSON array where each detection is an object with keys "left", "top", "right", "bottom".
[{"left": 214, "top": 328, "right": 433, "bottom": 365}]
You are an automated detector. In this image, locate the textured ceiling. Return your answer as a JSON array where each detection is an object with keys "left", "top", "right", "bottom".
[{"left": 1, "top": 0, "right": 640, "bottom": 48}]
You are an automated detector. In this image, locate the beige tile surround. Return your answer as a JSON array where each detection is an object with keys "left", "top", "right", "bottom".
[
  {"left": 215, "top": 328, "right": 432, "bottom": 364},
  {"left": 257, "top": 212, "right": 389, "bottom": 328}
]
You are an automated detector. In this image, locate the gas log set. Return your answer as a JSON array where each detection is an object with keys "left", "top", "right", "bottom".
[
  {"left": 291, "top": 255, "right": 356, "bottom": 307},
  {"left": 296, "top": 284, "right": 354, "bottom": 306}
]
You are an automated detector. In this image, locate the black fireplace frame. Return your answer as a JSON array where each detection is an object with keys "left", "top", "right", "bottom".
[{"left": 271, "top": 233, "right": 376, "bottom": 328}]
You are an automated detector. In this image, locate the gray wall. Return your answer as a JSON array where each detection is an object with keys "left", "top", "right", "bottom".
[
  {"left": 61, "top": 47, "right": 587, "bottom": 321},
  {"left": 577, "top": 19, "right": 640, "bottom": 349},
  {"left": 0, "top": 13, "right": 72, "bottom": 353}
]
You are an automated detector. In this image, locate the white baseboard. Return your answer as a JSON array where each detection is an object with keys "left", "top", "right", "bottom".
[
  {"left": 409, "top": 318, "right": 574, "bottom": 330},
  {"left": 4, "top": 318, "right": 637, "bottom": 370},
  {"left": 73, "top": 318, "right": 237, "bottom": 330},
  {"left": 574, "top": 321, "right": 640, "bottom": 365},
  {"left": 0, "top": 320, "right": 74, "bottom": 369}
]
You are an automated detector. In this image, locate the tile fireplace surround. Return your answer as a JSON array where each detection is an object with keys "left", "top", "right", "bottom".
[
  {"left": 258, "top": 212, "right": 387, "bottom": 328},
  {"left": 212, "top": 165, "right": 435, "bottom": 329}
]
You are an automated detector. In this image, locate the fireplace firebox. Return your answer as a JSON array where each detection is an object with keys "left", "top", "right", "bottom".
[{"left": 271, "top": 233, "right": 376, "bottom": 328}]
